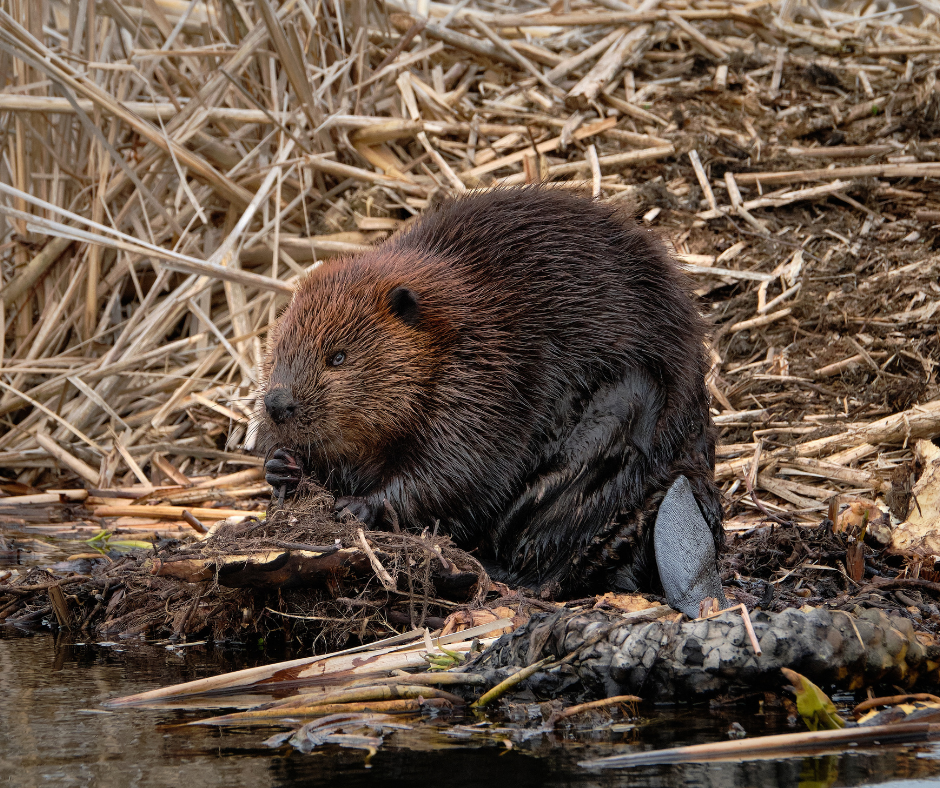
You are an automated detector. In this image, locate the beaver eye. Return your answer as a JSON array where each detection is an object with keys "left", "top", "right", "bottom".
[{"left": 329, "top": 351, "right": 346, "bottom": 367}]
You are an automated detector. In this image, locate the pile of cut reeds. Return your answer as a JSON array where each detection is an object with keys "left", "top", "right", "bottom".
[{"left": 1, "top": 0, "right": 938, "bottom": 538}]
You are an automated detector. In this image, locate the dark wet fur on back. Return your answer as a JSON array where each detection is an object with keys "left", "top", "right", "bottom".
[{"left": 260, "top": 188, "right": 722, "bottom": 597}]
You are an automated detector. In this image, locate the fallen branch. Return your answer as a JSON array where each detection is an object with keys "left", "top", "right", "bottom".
[{"left": 580, "top": 722, "right": 940, "bottom": 767}]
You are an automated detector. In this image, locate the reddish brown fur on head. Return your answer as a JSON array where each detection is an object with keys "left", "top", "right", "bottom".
[{"left": 261, "top": 249, "right": 457, "bottom": 463}]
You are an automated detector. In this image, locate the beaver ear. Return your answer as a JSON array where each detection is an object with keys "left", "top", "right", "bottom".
[{"left": 388, "top": 287, "right": 420, "bottom": 326}]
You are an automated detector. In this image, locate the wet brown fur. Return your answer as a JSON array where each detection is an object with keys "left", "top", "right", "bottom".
[{"left": 260, "top": 188, "right": 721, "bottom": 597}]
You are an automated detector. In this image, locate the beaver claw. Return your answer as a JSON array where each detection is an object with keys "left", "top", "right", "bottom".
[
  {"left": 334, "top": 496, "right": 382, "bottom": 527},
  {"left": 265, "top": 448, "right": 303, "bottom": 495}
]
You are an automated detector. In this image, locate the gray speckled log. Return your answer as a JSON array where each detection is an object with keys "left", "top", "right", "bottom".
[{"left": 467, "top": 607, "right": 940, "bottom": 701}]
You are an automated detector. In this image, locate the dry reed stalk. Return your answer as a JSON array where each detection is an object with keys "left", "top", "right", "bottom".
[{"left": 0, "top": 0, "right": 936, "bottom": 537}]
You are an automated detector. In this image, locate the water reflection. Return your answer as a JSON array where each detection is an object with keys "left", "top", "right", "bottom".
[{"left": 1, "top": 628, "right": 939, "bottom": 788}]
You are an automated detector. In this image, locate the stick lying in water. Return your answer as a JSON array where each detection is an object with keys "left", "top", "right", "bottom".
[{"left": 580, "top": 722, "right": 940, "bottom": 768}]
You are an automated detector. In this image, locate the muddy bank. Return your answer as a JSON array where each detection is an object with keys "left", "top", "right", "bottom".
[{"left": 5, "top": 480, "right": 940, "bottom": 706}]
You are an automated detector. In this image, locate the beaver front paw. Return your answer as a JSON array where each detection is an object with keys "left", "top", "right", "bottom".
[
  {"left": 265, "top": 448, "right": 303, "bottom": 496},
  {"left": 334, "top": 496, "right": 383, "bottom": 528}
]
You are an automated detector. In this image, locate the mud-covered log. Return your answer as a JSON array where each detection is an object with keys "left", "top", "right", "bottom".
[
  {"left": 469, "top": 607, "right": 940, "bottom": 701},
  {"left": 149, "top": 548, "right": 370, "bottom": 589},
  {"left": 148, "top": 547, "right": 480, "bottom": 600}
]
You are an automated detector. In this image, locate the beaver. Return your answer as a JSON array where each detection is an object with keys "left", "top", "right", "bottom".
[{"left": 260, "top": 188, "right": 727, "bottom": 616}]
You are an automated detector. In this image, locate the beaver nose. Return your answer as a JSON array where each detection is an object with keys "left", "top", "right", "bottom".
[{"left": 264, "top": 388, "right": 297, "bottom": 424}]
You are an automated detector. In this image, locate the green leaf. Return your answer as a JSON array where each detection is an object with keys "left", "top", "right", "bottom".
[{"left": 781, "top": 668, "right": 845, "bottom": 731}]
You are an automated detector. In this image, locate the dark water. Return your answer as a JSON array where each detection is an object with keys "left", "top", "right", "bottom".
[{"left": 3, "top": 628, "right": 940, "bottom": 788}]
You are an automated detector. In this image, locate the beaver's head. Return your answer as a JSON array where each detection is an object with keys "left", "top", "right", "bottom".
[{"left": 260, "top": 251, "right": 454, "bottom": 463}]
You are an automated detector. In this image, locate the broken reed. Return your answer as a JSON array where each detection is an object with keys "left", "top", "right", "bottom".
[{"left": 0, "top": 0, "right": 938, "bottom": 534}]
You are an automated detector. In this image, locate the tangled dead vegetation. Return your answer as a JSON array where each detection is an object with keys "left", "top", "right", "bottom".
[
  {"left": 0, "top": 0, "right": 938, "bottom": 518},
  {"left": 0, "top": 483, "right": 489, "bottom": 648},
  {"left": 1, "top": 0, "right": 940, "bottom": 661}
]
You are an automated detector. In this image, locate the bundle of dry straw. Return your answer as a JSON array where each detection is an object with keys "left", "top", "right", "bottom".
[{"left": 0, "top": 0, "right": 938, "bottom": 532}]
